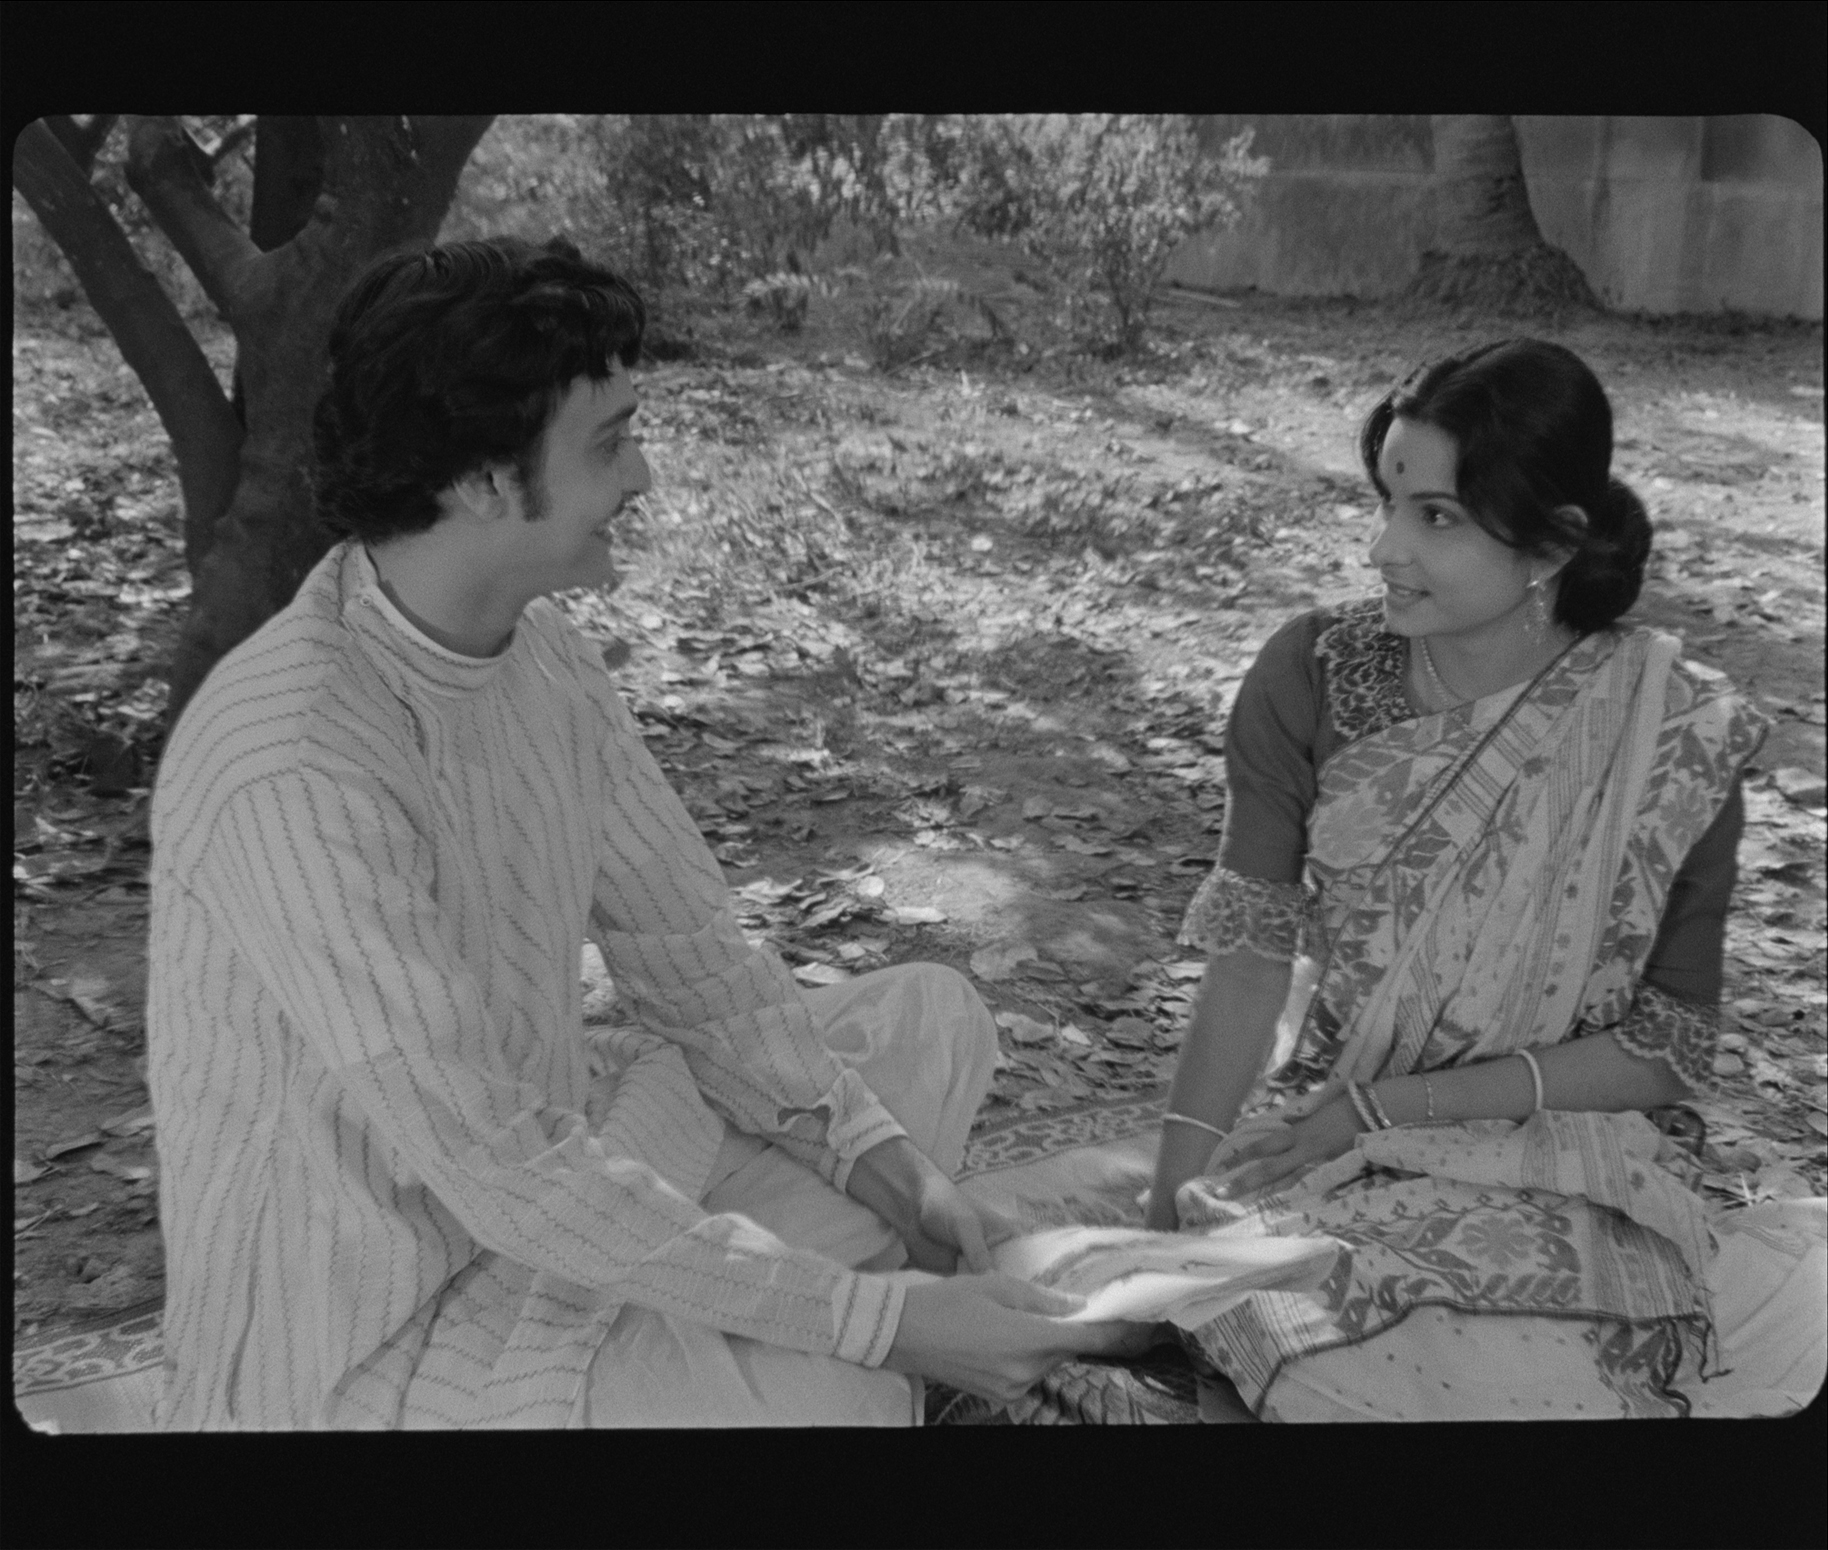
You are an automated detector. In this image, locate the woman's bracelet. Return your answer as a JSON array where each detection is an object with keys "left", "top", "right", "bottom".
[
  {"left": 1345, "top": 1080, "right": 1381, "bottom": 1133},
  {"left": 1421, "top": 1073, "right": 1437, "bottom": 1124},
  {"left": 1163, "top": 1111, "right": 1228, "bottom": 1141},
  {"left": 1362, "top": 1083, "right": 1395, "bottom": 1130},
  {"left": 1515, "top": 1049, "right": 1546, "bottom": 1115}
]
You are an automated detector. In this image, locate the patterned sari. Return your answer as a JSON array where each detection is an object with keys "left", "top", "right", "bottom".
[{"left": 1176, "top": 621, "right": 1767, "bottom": 1419}]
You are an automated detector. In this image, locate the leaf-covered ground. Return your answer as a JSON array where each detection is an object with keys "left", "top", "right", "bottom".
[{"left": 13, "top": 279, "right": 1826, "bottom": 1341}]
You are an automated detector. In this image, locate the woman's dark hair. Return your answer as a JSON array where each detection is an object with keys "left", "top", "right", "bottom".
[
  {"left": 312, "top": 235, "right": 645, "bottom": 543},
  {"left": 1357, "top": 338, "right": 1652, "bottom": 634}
]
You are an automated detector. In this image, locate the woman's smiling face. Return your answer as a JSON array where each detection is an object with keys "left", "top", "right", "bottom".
[{"left": 1367, "top": 416, "right": 1540, "bottom": 641}]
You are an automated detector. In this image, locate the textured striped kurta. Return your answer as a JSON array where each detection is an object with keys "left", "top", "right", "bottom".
[{"left": 148, "top": 541, "right": 914, "bottom": 1429}]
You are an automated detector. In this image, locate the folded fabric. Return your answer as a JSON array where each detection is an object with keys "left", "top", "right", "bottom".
[{"left": 989, "top": 1226, "right": 1342, "bottom": 1328}]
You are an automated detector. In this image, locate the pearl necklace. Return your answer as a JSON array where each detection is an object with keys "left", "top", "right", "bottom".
[{"left": 1416, "top": 636, "right": 1462, "bottom": 708}]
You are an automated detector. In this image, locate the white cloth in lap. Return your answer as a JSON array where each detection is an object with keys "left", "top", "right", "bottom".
[{"left": 401, "top": 964, "right": 996, "bottom": 1428}]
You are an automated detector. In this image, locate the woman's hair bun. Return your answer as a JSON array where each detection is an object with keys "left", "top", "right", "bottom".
[{"left": 1556, "top": 476, "right": 1651, "bottom": 633}]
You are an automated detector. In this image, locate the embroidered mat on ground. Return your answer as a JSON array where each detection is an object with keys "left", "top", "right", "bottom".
[
  {"left": 18, "top": 1089, "right": 1822, "bottom": 1429},
  {"left": 11, "top": 1087, "right": 1177, "bottom": 1433}
]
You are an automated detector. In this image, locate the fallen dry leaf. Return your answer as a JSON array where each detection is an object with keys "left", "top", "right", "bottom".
[
  {"left": 100, "top": 1104, "right": 156, "bottom": 1137},
  {"left": 14, "top": 1158, "right": 50, "bottom": 1185},
  {"left": 90, "top": 1152, "right": 154, "bottom": 1183},
  {"left": 996, "top": 1012, "right": 1055, "bottom": 1046},
  {"left": 970, "top": 942, "right": 1041, "bottom": 982},
  {"left": 883, "top": 905, "right": 946, "bottom": 925},
  {"left": 43, "top": 1131, "right": 106, "bottom": 1160}
]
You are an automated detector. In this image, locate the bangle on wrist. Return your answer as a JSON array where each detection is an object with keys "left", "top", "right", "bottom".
[
  {"left": 1163, "top": 1111, "right": 1227, "bottom": 1141},
  {"left": 1345, "top": 1081, "right": 1379, "bottom": 1133},
  {"left": 1421, "top": 1073, "right": 1437, "bottom": 1124},
  {"left": 1362, "top": 1082, "right": 1394, "bottom": 1130},
  {"left": 1515, "top": 1049, "right": 1545, "bottom": 1115}
]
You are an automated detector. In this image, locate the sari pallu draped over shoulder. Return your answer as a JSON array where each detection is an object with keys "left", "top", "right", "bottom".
[{"left": 1177, "top": 625, "right": 1769, "bottom": 1418}]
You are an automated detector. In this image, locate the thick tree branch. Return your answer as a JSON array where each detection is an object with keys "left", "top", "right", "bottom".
[
  {"left": 123, "top": 115, "right": 266, "bottom": 322},
  {"left": 44, "top": 114, "right": 117, "bottom": 175},
  {"left": 294, "top": 116, "right": 494, "bottom": 252},
  {"left": 12, "top": 120, "right": 242, "bottom": 567}
]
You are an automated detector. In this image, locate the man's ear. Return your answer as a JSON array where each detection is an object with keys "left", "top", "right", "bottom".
[{"left": 447, "top": 464, "right": 514, "bottom": 523}]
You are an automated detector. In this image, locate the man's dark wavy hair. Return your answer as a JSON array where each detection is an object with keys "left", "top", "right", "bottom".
[{"left": 312, "top": 235, "right": 645, "bottom": 544}]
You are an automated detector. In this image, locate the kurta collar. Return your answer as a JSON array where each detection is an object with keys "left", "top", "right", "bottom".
[{"left": 340, "top": 541, "right": 520, "bottom": 695}]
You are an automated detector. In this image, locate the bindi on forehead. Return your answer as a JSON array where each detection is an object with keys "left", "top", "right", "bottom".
[{"left": 1395, "top": 460, "right": 1405, "bottom": 475}]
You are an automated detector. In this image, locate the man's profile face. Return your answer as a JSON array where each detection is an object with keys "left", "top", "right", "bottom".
[{"left": 509, "top": 362, "right": 651, "bottom": 598}]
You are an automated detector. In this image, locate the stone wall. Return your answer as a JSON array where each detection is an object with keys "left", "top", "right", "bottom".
[{"left": 1171, "top": 116, "right": 1823, "bottom": 320}]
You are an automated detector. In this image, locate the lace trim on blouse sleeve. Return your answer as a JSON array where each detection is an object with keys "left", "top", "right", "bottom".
[
  {"left": 1611, "top": 981, "right": 1720, "bottom": 1094},
  {"left": 1177, "top": 866, "right": 1313, "bottom": 962}
]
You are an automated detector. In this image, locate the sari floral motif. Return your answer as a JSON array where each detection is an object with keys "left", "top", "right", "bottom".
[{"left": 1178, "top": 606, "right": 1767, "bottom": 1418}]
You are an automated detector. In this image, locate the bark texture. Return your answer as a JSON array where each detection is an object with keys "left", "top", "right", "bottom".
[
  {"left": 13, "top": 121, "right": 244, "bottom": 570},
  {"left": 17, "top": 114, "right": 495, "bottom": 739},
  {"left": 1409, "top": 115, "right": 1600, "bottom": 316}
]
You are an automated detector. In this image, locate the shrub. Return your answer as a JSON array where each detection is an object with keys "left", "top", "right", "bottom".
[
  {"left": 861, "top": 274, "right": 961, "bottom": 370},
  {"left": 742, "top": 270, "right": 813, "bottom": 334},
  {"left": 944, "top": 116, "right": 1268, "bottom": 354}
]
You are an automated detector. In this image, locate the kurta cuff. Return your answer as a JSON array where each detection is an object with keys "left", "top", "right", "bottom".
[
  {"left": 811, "top": 1068, "right": 909, "bottom": 1191},
  {"left": 831, "top": 1271, "right": 906, "bottom": 1368}
]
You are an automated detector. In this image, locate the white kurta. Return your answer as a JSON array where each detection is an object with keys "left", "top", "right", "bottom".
[{"left": 149, "top": 541, "right": 977, "bottom": 1429}]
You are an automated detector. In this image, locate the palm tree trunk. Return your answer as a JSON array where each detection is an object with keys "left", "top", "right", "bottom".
[
  {"left": 1409, "top": 115, "right": 1599, "bottom": 315},
  {"left": 1431, "top": 115, "right": 1546, "bottom": 256}
]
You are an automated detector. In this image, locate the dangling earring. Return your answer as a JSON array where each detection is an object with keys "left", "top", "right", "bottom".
[{"left": 1524, "top": 574, "right": 1549, "bottom": 645}]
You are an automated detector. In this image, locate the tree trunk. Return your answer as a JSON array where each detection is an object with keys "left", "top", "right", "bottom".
[
  {"left": 231, "top": 119, "right": 330, "bottom": 430},
  {"left": 1409, "top": 115, "right": 1599, "bottom": 315},
  {"left": 1431, "top": 114, "right": 1546, "bottom": 256},
  {"left": 18, "top": 113, "right": 495, "bottom": 743},
  {"left": 13, "top": 121, "right": 243, "bottom": 572},
  {"left": 158, "top": 116, "right": 493, "bottom": 734}
]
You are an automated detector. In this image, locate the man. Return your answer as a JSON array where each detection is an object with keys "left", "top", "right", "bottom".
[{"left": 147, "top": 236, "right": 1136, "bottom": 1428}]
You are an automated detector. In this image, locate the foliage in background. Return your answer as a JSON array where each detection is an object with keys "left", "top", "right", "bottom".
[
  {"left": 862, "top": 274, "right": 964, "bottom": 370},
  {"left": 445, "top": 115, "right": 951, "bottom": 351},
  {"left": 12, "top": 116, "right": 255, "bottom": 322},
  {"left": 436, "top": 115, "right": 1268, "bottom": 357},
  {"left": 593, "top": 115, "right": 954, "bottom": 289},
  {"left": 944, "top": 116, "right": 1269, "bottom": 354}
]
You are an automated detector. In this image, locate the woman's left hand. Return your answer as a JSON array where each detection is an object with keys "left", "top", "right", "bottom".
[{"left": 1201, "top": 1097, "right": 1362, "bottom": 1207}]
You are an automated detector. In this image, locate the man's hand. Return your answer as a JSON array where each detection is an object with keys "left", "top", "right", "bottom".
[
  {"left": 883, "top": 1274, "right": 1156, "bottom": 1404},
  {"left": 846, "top": 1135, "right": 1016, "bottom": 1274}
]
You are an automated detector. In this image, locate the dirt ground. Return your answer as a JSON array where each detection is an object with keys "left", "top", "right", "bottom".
[{"left": 13, "top": 269, "right": 1826, "bottom": 1342}]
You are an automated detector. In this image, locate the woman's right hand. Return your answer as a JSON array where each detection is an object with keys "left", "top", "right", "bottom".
[{"left": 882, "top": 1274, "right": 1151, "bottom": 1404}]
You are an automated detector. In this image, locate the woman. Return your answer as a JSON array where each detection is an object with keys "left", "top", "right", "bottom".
[{"left": 1145, "top": 338, "right": 1822, "bottom": 1421}]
